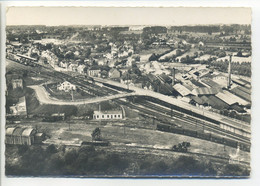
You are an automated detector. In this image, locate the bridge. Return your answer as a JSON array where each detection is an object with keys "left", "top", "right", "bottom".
[{"left": 28, "top": 85, "right": 139, "bottom": 105}]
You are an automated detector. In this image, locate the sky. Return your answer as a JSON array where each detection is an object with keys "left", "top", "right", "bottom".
[{"left": 6, "top": 7, "right": 251, "bottom": 26}]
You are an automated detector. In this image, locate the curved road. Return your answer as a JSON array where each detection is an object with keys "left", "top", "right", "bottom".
[{"left": 28, "top": 85, "right": 138, "bottom": 105}]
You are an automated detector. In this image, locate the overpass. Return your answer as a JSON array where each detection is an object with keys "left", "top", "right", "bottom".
[{"left": 29, "top": 85, "right": 139, "bottom": 105}]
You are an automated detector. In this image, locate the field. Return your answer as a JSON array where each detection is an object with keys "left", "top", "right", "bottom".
[{"left": 10, "top": 118, "right": 250, "bottom": 164}]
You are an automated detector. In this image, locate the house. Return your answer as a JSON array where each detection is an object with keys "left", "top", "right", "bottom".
[
  {"left": 93, "top": 110, "right": 123, "bottom": 120},
  {"left": 77, "top": 64, "right": 86, "bottom": 74},
  {"left": 87, "top": 66, "right": 101, "bottom": 77},
  {"left": 68, "top": 63, "right": 78, "bottom": 72},
  {"left": 108, "top": 68, "right": 121, "bottom": 79},
  {"left": 57, "top": 81, "right": 76, "bottom": 92},
  {"left": 11, "top": 79, "right": 23, "bottom": 89},
  {"left": 9, "top": 96, "right": 27, "bottom": 116},
  {"left": 59, "top": 61, "right": 69, "bottom": 69}
]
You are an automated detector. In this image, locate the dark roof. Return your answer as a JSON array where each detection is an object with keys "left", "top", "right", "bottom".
[
  {"left": 89, "top": 66, "right": 101, "bottom": 70},
  {"left": 159, "top": 74, "right": 172, "bottom": 84},
  {"left": 236, "top": 85, "right": 251, "bottom": 95},
  {"left": 230, "top": 87, "right": 251, "bottom": 102},
  {"left": 190, "top": 79, "right": 205, "bottom": 88},
  {"left": 230, "top": 104, "right": 245, "bottom": 113},
  {"left": 207, "top": 95, "right": 229, "bottom": 110},
  {"left": 190, "top": 96, "right": 204, "bottom": 105},
  {"left": 12, "top": 127, "right": 25, "bottom": 136},
  {"left": 201, "top": 78, "right": 221, "bottom": 88}
]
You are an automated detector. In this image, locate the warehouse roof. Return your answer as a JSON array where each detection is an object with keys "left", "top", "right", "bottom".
[
  {"left": 6, "top": 127, "right": 16, "bottom": 136},
  {"left": 192, "top": 87, "right": 219, "bottom": 96},
  {"left": 230, "top": 87, "right": 251, "bottom": 102},
  {"left": 190, "top": 96, "right": 204, "bottom": 105},
  {"left": 216, "top": 90, "right": 249, "bottom": 106},
  {"left": 201, "top": 78, "right": 221, "bottom": 88},
  {"left": 207, "top": 95, "right": 229, "bottom": 110},
  {"left": 190, "top": 79, "right": 205, "bottom": 88},
  {"left": 173, "top": 84, "right": 192, "bottom": 97},
  {"left": 22, "top": 128, "right": 36, "bottom": 137},
  {"left": 12, "top": 127, "right": 25, "bottom": 136}
]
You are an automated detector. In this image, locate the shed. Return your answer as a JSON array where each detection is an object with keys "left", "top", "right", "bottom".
[{"left": 35, "top": 133, "right": 45, "bottom": 144}]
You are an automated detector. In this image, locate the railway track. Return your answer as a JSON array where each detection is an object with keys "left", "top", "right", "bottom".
[
  {"left": 7, "top": 58, "right": 251, "bottom": 146},
  {"left": 98, "top": 144, "right": 250, "bottom": 167},
  {"left": 115, "top": 99, "right": 250, "bottom": 146},
  {"left": 139, "top": 101, "right": 250, "bottom": 144}
]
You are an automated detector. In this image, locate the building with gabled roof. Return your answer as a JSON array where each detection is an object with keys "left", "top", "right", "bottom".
[
  {"left": 215, "top": 90, "right": 249, "bottom": 106},
  {"left": 57, "top": 81, "right": 76, "bottom": 92}
]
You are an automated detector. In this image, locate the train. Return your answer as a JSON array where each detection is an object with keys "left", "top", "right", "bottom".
[
  {"left": 156, "top": 123, "right": 250, "bottom": 152},
  {"left": 141, "top": 96, "right": 251, "bottom": 139},
  {"left": 6, "top": 52, "right": 38, "bottom": 67}
]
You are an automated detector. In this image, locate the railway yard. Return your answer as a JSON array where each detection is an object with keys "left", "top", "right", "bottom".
[{"left": 6, "top": 58, "right": 251, "bottom": 171}]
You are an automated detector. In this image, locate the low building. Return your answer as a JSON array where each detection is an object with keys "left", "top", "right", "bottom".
[
  {"left": 87, "top": 66, "right": 101, "bottom": 77},
  {"left": 57, "top": 81, "right": 76, "bottom": 92},
  {"left": 9, "top": 96, "right": 27, "bottom": 116},
  {"left": 93, "top": 110, "right": 123, "bottom": 120},
  {"left": 11, "top": 79, "right": 23, "bottom": 89}
]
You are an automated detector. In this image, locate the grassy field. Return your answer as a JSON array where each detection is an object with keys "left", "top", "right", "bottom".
[{"left": 14, "top": 118, "right": 250, "bottom": 164}]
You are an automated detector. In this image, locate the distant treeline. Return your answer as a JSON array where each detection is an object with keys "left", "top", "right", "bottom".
[
  {"left": 143, "top": 26, "right": 167, "bottom": 34},
  {"left": 169, "top": 24, "right": 251, "bottom": 34}
]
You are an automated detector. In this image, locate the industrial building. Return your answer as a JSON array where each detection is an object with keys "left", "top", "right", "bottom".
[{"left": 5, "top": 127, "right": 45, "bottom": 145}]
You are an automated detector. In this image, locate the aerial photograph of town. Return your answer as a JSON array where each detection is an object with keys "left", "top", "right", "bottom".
[{"left": 4, "top": 7, "right": 251, "bottom": 177}]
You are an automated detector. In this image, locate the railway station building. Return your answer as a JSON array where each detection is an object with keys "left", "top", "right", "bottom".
[{"left": 93, "top": 110, "right": 123, "bottom": 120}]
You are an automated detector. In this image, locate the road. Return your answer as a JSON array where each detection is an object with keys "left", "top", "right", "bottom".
[{"left": 28, "top": 85, "right": 139, "bottom": 105}]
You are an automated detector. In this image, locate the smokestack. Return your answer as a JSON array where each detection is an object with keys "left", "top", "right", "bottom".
[
  {"left": 172, "top": 68, "right": 175, "bottom": 86},
  {"left": 227, "top": 55, "right": 232, "bottom": 89}
]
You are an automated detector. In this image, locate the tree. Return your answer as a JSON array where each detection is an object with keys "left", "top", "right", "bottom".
[{"left": 91, "top": 127, "right": 101, "bottom": 141}]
